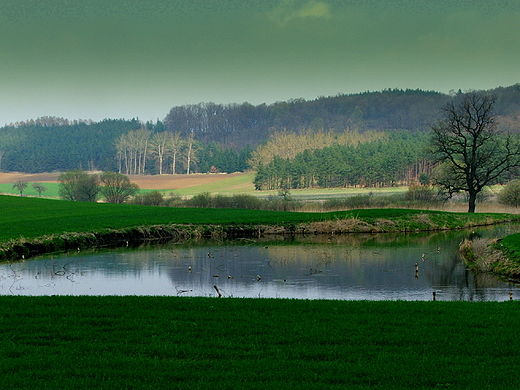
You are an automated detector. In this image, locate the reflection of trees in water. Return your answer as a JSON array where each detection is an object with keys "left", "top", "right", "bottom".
[{"left": 3, "top": 224, "right": 518, "bottom": 299}]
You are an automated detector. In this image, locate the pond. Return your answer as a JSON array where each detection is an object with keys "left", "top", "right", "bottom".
[{"left": 2, "top": 224, "right": 520, "bottom": 301}]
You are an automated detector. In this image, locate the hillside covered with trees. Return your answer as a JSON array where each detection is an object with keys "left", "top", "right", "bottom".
[{"left": 0, "top": 85, "right": 518, "bottom": 183}]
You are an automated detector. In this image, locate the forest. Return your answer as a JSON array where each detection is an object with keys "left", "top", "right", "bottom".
[
  {"left": 253, "top": 132, "right": 431, "bottom": 190},
  {"left": 0, "top": 84, "right": 519, "bottom": 189}
]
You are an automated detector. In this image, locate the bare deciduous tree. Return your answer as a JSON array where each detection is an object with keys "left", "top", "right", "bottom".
[
  {"left": 12, "top": 180, "right": 27, "bottom": 196},
  {"left": 32, "top": 182, "right": 47, "bottom": 197},
  {"left": 149, "top": 132, "right": 170, "bottom": 175},
  {"left": 115, "top": 128, "right": 151, "bottom": 175},
  {"left": 430, "top": 93, "right": 520, "bottom": 213},
  {"left": 168, "top": 131, "right": 182, "bottom": 175},
  {"left": 183, "top": 132, "right": 197, "bottom": 175},
  {"left": 99, "top": 171, "right": 139, "bottom": 204}
]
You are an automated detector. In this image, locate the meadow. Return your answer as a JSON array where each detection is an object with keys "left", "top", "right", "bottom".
[
  {"left": 1, "top": 296, "right": 519, "bottom": 389},
  {"left": 1, "top": 172, "right": 515, "bottom": 215},
  {"left": 0, "top": 172, "right": 405, "bottom": 199},
  {"left": 0, "top": 195, "right": 516, "bottom": 244}
]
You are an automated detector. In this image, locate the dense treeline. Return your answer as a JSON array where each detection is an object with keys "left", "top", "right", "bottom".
[
  {"left": 0, "top": 118, "right": 249, "bottom": 174},
  {"left": 164, "top": 84, "right": 520, "bottom": 148},
  {"left": 254, "top": 132, "right": 432, "bottom": 190},
  {"left": 0, "top": 118, "right": 143, "bottom": 173},
  {"left": 163, "top": 89, "right": 448, "bottom": 148},
  {"left": 248, "top": 129, "right": 386, "bottom": 169},
  {"left": 115, "top": 129, "right": 251, "bottom": 175},
  {"left": 1, "top": 85, "right": 519, "bottom": 176}
]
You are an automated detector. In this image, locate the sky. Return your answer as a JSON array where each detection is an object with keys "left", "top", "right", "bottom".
[{"left": 1, "top": 0, "right": 519, "bottom": 126}]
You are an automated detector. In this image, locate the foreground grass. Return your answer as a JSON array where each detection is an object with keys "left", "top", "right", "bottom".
[
  {"left": 499, "top": 233, "right": 520, "bottom": 263},
  {"left": 0, "top": 195, "right": 517, "bottom": 244},
  {"left": 0, "top": 296, "right": 519, "bottom": 389}
]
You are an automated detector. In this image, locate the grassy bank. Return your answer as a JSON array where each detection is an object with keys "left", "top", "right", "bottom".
[
  {"left": 1, "top": 194, "right": 518, "bottom": 260},
  {"left": 459, "top": 232, "right": 520, "bottom": 280},
  {"left": 0, "top": 296, "right": 519, "bottom": 389}
]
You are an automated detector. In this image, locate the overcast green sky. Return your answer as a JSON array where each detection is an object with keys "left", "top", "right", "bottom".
[{"left": 1, "top": 0, "right": 519, "bottom": 125}]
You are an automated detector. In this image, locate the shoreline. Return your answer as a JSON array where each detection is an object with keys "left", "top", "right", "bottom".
[
  {"left": 1, "top": 217, "right": 517, "bottom": 261},
  {"left": 460, "top": 235, "right": 520, "bottom": 282}
]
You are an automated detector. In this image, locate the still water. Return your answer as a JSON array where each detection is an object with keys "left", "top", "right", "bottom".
[{"left": 2, "top": 224, "right": 520, "bottom": 301}]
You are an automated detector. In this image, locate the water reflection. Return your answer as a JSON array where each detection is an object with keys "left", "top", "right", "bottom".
[{"left": 1, "top": 224, "right": 520, "bottom": 300}]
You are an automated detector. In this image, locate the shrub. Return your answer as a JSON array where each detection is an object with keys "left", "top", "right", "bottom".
[
  {"left": 162, "top": 193, "right": 185, "bottom": 207},
  {"left": 186, "top": 192, "right": 213, "bottom": 208},
  {"left": 185, "top": 193, "right": 265, "bottom": 210},
  {"left": 405, "top": 182, "right": 436, "bottom": 202},
  {"left": 131, "top": 191, "right": 164, "bottom": 206},
  {"left": 498, "top": 179, "right": 520, "bottom": 207},
  {"left": 322, "top": 194, "right": 396, "bottom": 210}
]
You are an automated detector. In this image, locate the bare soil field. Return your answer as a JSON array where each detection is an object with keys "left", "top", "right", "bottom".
[
  {"left": 127, "top": 173, "right": 246, "bottom": 190},
  {"left": 0, "top": 172, "right": 247, "bottom": 190},
  {"left": 0, "top": 172, "right": 61, "bottom": 184}
]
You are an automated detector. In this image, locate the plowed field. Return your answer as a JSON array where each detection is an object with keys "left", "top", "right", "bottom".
[{"left": 0, "top": 172, "right": 248, "bottom": 190}]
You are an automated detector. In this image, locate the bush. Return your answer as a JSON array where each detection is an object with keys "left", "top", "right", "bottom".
[
  {"left": 186, "top": 192, "right": 213, "bottom": 208},
  {"left": 186, "top": 193, "right": 265, "bottom": 210},
  {"left": 498, "top": 179, "right": 520, "bottom": 207},
  {"left": 322, "top": 194, "right": 397, "bottom": 210},
  {"left": 131, "top": 191, "right": 164, "bottom": 206},
  {"left": 162, "top": 193, "right": 184, "bottom": 207},
  {"left": 405, "top": 182, "right": 436, "bottom": 202}
]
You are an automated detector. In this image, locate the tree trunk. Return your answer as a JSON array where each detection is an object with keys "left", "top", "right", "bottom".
[{"left": 468, "top": 191, "right": 477, "bottom": 213}]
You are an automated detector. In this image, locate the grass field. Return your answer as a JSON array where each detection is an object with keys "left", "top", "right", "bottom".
[
  {"left": 0, "top": 172, "right": 515, "bottom": 215},
  {"left": 0, "top": 195, "right": 516, "bottom": 244},
  {"left": 0, "top": 172, "right": 409, "bottom": 199},
  {"left": 1, "top": 296, "right": 519, "bottom": 389},
  {"left": 498, "top": 233, "right": 520, "bottom": 263}
]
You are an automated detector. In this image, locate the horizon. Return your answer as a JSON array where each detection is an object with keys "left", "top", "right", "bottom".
[{"left": 2, "top": 1, "right": 519, "bottom": 126}]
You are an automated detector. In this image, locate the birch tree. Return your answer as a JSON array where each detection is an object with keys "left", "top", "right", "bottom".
[
  {"left": 168, "top": 131, "right": 182, "bottom": 174},
  {"left": 184, "top": 132, "right": 197, "bottom": 175},
  {"left": 149, "top": 132, "right": 170, "bottom": 175},
  {"left": 115, "top": 128, "right": 151, "bottom": 175}
]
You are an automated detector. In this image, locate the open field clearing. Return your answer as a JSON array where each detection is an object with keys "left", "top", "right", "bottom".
[
  {"left": 0, "top": 172, "right": 420, "bottom": 199},
  {"left": 0, "top": 172, "right": 517, "bottom": 214}
]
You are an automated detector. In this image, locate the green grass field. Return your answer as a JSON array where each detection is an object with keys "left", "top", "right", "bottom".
[
  {"left": 0, "top": 182, "right": 61, "bottom": 198},
  {"left": 499, "top": 233, "right": 520, "bottom": 262},
  {"left": 0, "top": 195, "right": 516, "bottom": 244},
  {"left": 0, "top": 174, "right": 409, "bottom": 200},
  {"left": 1, "top": 296, "right": 519, "bottom": 389}
]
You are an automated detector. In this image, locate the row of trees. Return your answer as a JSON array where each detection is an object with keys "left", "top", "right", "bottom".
[
  {"left": 58, "top": 171, "right": 139, "bottom": 203},
  {"left": 248, "top": 129, "right": 386, "bottom": 169},
  {"left": 12, "top": 180, "right": 47, "bottom": 197},
  {"left": 1, "top": 85, "right": 519, "bottom": 176},
  {"left": 254, "top": 132, "right": 430, "bottom": 190},
  {"left": 115, "top": 129, "right": 184, "bottom": 175},
  {"left": 0, "top": 118, "right": 143, "bottom": 173},
  {"left": 162, "top": 85, "right": 520, "bottom": 149},
  {"left": 114, "top": 129, "right": 250, "bottom": 175}
]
